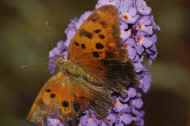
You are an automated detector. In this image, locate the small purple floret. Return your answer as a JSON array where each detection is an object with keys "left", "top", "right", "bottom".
[
  {"left": 80, "top": 111, "right": 99, "bottom": 126},
  {"left": 136, "top": 0, "right": 152, "bottom": 15},
  {"left": 119, "top": 113, "right": 133, "bottom": 125},
  {"left": 127, "top": 88, "right": 137, "bottom": 98},
  {"left": 47, "top": 116, "right": 65, "bottom": 126},
  {"left": 131, "top": 98, "right": 143, "bottom": 109},
  {"left": 138, "top": 71, "right": 152, "bottom": 93},
  {"left": 120, "top": 6, "right": 139, "bottom": 24},
  {"left": 136, "top": 16, "right": 153, "bottom": 34}
]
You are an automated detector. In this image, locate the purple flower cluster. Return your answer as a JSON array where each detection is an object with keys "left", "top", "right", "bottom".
[
  {"left": 46, "top": 116, "right": 65, "bottom": 126},
  {"left": 48, "top": 40, "right": 68, "bottom": 74},
  {"left": 77, "top": 87, "right": 145, "bottom": 126},
  {"left": 47, "top": 0, "right": 160, "bottom": 126}
]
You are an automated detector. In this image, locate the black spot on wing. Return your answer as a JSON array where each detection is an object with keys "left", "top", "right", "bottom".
[
  {"left": 45, "top": 89, "right": 51, "bottom": 92},
  {"left": 92, "top": 52, "right": 99, "bottom": 58},
  {"left": 81, "top": 44, "right": 86, "bottom": 49},
  {"left": 74, "top": 41, "right": 79, "bottom": 46},
  {"left": 96, "top": 43, "right": 104, "bottom": 49},
  {"left": 80, "top": 29, "right": 93, "bottom": 39},
  {"left": 50, "top": 93, "right": 56, "bottom": 98},
  {"left": 99, "top": 34, "right": 105, "bottom": 39},
  {"left": 62, "top": 101, "right": 69, "bottom": 107},
  {"left": 94, "top": 29, "right": 101, "bottom": 33}
]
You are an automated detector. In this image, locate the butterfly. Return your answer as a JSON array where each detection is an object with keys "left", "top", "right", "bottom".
[{"left": 26, "top": 5, "right": 138, "bottom": 125}]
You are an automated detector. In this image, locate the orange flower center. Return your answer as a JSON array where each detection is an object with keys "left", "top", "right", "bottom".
[
  {"left": 137, "top": 37, "right": 143, "bottom": 43},
  {"left": 124, "top": 44, "right": 128, "bottom": 49},
  {"left": 123, "top": 14, "right": 129, "bottom": 20},
  {"left": 88, "top": 115, "right": 93, "bottom": 120},
  {"left": 138, "top": 25, "right": 143, "bottom": 30},
  {"left": 113, "top": 99, "right": 118, "bottom": 105}
]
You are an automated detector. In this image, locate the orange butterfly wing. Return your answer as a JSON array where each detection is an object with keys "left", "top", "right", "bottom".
[
  {"left": 27, "top": 72, "right": 95, "bottom": 123},
  {"left": 68, "top": 5, "right": 128, "bottom": 80}
]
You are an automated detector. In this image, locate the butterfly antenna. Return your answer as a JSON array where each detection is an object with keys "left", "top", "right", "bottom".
[{"left": 20, "top": 62, "right": 49, "bottom": 71}]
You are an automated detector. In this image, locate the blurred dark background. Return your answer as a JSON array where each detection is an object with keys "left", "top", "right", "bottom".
[{"left": 0, "top": 0, "right": 190, "bottom": 126}]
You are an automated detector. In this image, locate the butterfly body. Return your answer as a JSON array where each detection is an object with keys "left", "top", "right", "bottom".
[{"left": 27, "top": 5, "right": 138, "bottom": 125}]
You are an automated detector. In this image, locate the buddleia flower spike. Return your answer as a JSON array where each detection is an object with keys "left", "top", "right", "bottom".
[{"left": 46, "top": 0, "right": 160, "bottom": 126}]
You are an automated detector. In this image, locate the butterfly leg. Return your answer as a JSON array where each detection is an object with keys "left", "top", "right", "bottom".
[{"left": 42, "top": 115, "right": 48, "bottom": 126}]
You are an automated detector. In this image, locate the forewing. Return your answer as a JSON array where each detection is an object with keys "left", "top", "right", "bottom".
[{"left": 68, "top": 5, "right": 127, "bottom": 80}]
